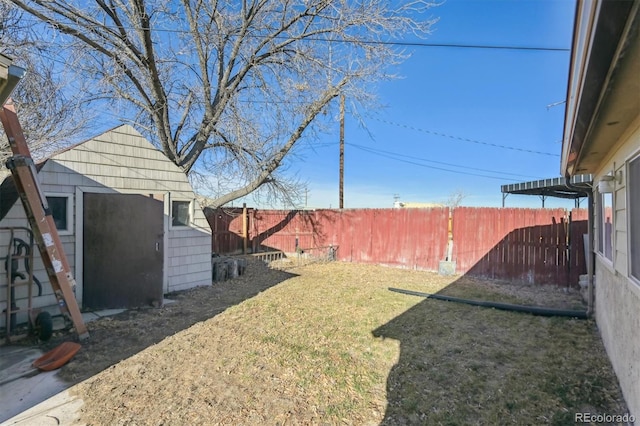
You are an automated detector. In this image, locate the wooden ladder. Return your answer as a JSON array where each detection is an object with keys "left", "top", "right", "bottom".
[{"left": 0, "top": 103, "right": 88, "bottom": 340}]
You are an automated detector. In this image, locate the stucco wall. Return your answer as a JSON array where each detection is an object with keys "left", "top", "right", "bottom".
[
  {"left": 594, "top": 261, "right": 640, "bottom": 418},
  {"left": 593, "top": 117, "right": 640, "bottom": 418}
]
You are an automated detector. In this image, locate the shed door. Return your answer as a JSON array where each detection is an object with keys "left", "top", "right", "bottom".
[{"left": 83, "top": 193, "right": 164, "bottom": 310}]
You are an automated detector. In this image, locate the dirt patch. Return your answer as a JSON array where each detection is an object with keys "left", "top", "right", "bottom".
[{"left": 35, "top": 259, "right": 625, "bottom": 425}]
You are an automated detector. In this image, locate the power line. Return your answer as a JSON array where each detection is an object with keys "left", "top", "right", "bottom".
[
  {"left": 372, "top": 117, "right": 560, "bottom": 157},
  {"left": 321, "top": 39, "right": 569, "bottom": 52},
  {"left": 22, "top": 17, "right": 569, "bottom": 52},
  {"left": 347, "top": 142, "right": 543, "bottom": 179},
  {"left": 348, "top": 143, "right": 527, "bottom": 181}
]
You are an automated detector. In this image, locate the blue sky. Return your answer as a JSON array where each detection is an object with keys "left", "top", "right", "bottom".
[
  {"left": 270, "top": 0, "right": 578, "bottom": 209},
  {"left": 25, "top": 0, "right": 577, "bottom": 210}
]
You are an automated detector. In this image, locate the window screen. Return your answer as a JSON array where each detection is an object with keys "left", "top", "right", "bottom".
[
  {"left": 598, "top": 193, "right": 613, "bottom": 261},
  {"left": 47, "top": 196, "right": 68, "bottom": 231},
  {"left": 172, "top": 201, "right": 190, "bottom": 227}
]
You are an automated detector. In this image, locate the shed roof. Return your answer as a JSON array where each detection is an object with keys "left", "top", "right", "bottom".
[
  {"left": 501, "top": 175, "right": 592, "bottom": 199},
  {"left": 0, "top": 161, "right": 47, "bottom": 221},
  {"left": 0, "top": 124, "right": 193, "bottom": 221}
]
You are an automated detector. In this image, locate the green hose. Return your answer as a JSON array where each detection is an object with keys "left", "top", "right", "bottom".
[{"left": 389, "top": 287, "right": 588, "bottom": 319}]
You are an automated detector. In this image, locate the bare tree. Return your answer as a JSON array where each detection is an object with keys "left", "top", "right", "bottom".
[
  {"left": 9, "top": 0, "right": 438, "bottom": 207},
  {"left": 445, "top": 189, "right": 468, "bottom": 209},
  {"left": 0, "top": 2, "right": 91, "bottom": 165}
]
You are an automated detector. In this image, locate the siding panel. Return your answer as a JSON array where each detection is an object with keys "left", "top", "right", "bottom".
[{"left": 1, "top": 124, "right": 212, "bottom": 315}]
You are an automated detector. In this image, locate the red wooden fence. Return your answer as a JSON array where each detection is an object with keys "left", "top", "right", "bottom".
[
  {"left": 208, "top": 208, "right": 245, "bottom": 255},
  {"left": 247, "top": 208, "right": 450, "bottom": 271},
  {"left": 452, "top": 208, "right": 587, "bottom": 286},
  {"left": 569, "top": 208, "right": 589, "bottom": 286},
  {"left": 205, "top": 207, "right": 588, "bottom": 287}
]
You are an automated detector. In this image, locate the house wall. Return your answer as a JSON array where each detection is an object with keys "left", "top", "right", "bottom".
[
  {"left": 593, "top": 117, "right": 640, "bottom": 418},
  {"left": 0, "top": 125, "right": 211, "bottom": 327}
]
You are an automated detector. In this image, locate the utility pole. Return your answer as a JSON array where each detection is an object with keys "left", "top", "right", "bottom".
[{"left": 339, "top": 94, "right": 345, "bottom": 209}]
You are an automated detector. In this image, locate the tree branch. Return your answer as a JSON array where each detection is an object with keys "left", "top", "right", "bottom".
[{"left": 208, "top": 78, "right": 347, "bottom": 208}]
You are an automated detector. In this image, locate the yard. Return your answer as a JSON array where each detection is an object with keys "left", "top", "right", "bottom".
[{"left": 44, "top": 257, "right": 627, "bottom": 425}]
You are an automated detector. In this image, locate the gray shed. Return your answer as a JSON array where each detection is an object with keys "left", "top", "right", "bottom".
[{"left": 0, "top": 124, "right": 211, "bottom": 323}]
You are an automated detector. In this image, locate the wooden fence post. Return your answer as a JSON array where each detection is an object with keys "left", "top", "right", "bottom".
[{"left": 242, "top": 203, "right": 248, "bottom": 254}]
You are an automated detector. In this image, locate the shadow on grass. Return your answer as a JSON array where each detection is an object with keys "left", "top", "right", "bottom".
[
  {"left": 45, "top": 257, "right": 297, "bottom": 385},
  {"left": 372, "top": 277, "right": 628, "bottom": 425}
]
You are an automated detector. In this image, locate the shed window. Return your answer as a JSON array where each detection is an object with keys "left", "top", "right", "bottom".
[
  {"left": 172, "top": 200, "right": 191, "bottom": 227},
  {"left": 46, "top": 195, "right": 71, "bottom": 233},
  {"left": 597, "top": 190, "right": 613, "bottom": 262},
  {"left": 630, "top": 156, "right": 640, "bottom": 281}
]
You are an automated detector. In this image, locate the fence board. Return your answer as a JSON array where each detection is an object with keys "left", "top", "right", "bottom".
[
  {"left": 569, "top": 208, "right": 589, "bottom": 286},
  {"left": 204, "top": 208, "right": 245, "bottom": 254},
  {"left": 452, "top": 208, "right": 579, "bottom": 286},
  {"left": 208, "top": 207, "right": 588, "bottom": 287},
  {"left": 210, "top": 208, "right": 450, "bottom": 271}
]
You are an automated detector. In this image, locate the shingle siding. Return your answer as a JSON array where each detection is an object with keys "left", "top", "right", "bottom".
[{"left": 0, "top": 124, "right": 211, "bottom": 324}]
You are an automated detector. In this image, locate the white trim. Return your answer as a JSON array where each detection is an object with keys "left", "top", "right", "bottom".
[
  {"left": 169, "top": 198, "right": 193, "bottom": 231},
  {"left": 76, "top": 186, "right": 118, "bottom": 195},
  {"left": 163, "top": 193, "right": 169, "bottom": 294},
  {"left": 595, "top": 188, "right": 615, "bottom": 264},
  {"left": 631, "top": 274, "right": 640, "bottom": 290},
  {"left": 561, "top": 0, "right": 600, "bottom": 173},
  {"left": 627, "top": 151, "right": 640, "bottom": 283},
  {"left": 74, "top": 186, "right": 84, "bottom": 306},
  {"left": 44, "top": 192, "right": 73, "bottom": 236},
  {"left": 623, "top": 146, "right": 640, "bottom": 165},
  {"left": 596, "top": 252, "right": 615, "bottom": 273}
]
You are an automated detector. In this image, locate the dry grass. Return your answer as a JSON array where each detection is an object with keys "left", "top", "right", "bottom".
[{"left": 70, "top": 260, "right": 627, "bottom": 425}]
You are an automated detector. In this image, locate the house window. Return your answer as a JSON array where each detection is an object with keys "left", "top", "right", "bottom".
[
  {"left": 171, "top": 200, "right": 191, "bottom": 227},
  {"left": 597, "top": 190, "right": 613, "bottom": 262},
  {"left": 629, "top": 155, "right": 640, "bottom": 281},
  {"left": 46, "top": 195, "right": 72, "bottom": 234}
]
